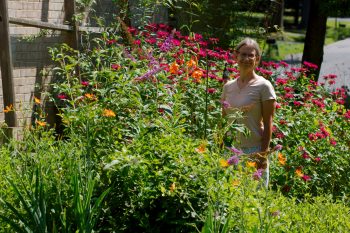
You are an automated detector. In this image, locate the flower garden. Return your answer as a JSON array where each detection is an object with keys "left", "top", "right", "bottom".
[{"left": 0, "top": 22, "right": 350, "bottom": 232}]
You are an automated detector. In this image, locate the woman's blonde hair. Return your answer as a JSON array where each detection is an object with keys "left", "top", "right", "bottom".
[{"left": 235, "top": 38, "right": 261, "bottom": 57}]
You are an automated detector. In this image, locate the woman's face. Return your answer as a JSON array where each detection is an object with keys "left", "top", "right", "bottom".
[{"left": 236, "top": 45, "right": 260, "bottom": 70}]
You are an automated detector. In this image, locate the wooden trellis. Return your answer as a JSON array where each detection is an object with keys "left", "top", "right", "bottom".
[{"left": 0, "top": 0, "right": 82, "bottom": 139}]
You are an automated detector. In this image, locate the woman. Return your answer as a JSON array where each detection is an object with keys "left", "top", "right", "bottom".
[{"left": 221, "top": 38, "right": 276, "bottom": 187}]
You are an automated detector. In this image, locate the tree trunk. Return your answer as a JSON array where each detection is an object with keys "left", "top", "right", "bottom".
[{"left": 301, "top": 0, "right": 327, "bottom": 80}]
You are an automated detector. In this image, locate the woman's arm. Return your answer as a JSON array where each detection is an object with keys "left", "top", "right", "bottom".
[{"left": 261, "top": 99, "right": 276, "bottom": 152}]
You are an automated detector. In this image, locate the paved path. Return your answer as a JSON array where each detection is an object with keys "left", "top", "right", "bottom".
[{"left": 285, "top": 38, "right": 350, "bottom": 90}]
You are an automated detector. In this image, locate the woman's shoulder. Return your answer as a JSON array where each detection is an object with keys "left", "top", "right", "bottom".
[
  {"left": 255, "top": 75, "right": 273, "bottom": 86},
  {"left": 224, "top": 78, "right": 237, "bottom": 87}
]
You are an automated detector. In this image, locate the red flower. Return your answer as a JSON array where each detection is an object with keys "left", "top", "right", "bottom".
[
  {"left": 302, "top": 175, "right": 311, "bottom": 181},
  {"left": 58, "top": 93, "right": 67, "bottom": 100},
  {"left": 330, "top": 138, "right": 337, "bottom": 146},
  {"left": 308, "top": 133, "right": 318, "bottom": 141},
  {"left": 302, "top": 151, "right": 310, "bottom": 159},
  {"left": 207, "top": 88, "right": 216, "bottom": 94}
]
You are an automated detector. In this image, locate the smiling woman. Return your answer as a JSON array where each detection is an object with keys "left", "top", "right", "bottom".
[{"left": 221, "top": 37, "right": 276, "bottom": 187}]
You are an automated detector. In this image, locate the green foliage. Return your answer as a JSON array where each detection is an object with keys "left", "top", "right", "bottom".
[{"left": 1, "top": 21, "right": 350, "bottom": 232}]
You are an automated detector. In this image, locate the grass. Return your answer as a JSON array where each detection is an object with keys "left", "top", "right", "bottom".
[{"left": 265, "top": 18, "right": 350, "bottom": 61}]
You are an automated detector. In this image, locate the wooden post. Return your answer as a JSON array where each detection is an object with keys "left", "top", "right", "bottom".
[
  {"left": 0, "top": 0, "right": 17, "bottom": 139},
  {"left": 64, "top": 0, "right": 80, "bottom": 49}
]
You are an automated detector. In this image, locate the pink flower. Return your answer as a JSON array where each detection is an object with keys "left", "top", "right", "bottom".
[
  {"left": 111, "top": 64, "right": 121, "bottom": 70},
  {"left": 221, "top": 100, "right": 230, "bottom": 109},
  {"left": 274, "top": 144, "right": 283, "bottom": 151},
  {"left": 314, "top": 157, "right": 321, "bottom": 162}
]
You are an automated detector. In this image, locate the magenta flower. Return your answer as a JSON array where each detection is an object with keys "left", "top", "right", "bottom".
[
  {"left": 302, "top": 175, "right": 311, "bottom": 181},
  {"left": 58, "top": 93, "right": 67, "bottom": 100},
  {"left": 314, "top": 157, "right": 321, "bottom": 162},
  {"left": 293, "top": 101, "right": 302, "bottom": 107},
  {"left": 81, "top": 80, "right": 89, "bottom": 86},
  {"left": 207, "top": 88, "right": 216, "bottom": 94},
  {"left": 303, "top": 61, "right": 318, "bottom": 69}
]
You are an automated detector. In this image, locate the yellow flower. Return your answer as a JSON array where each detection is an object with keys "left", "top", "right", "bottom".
[
  {"left": 36, "top": 120, "right": 46, "bottom": 127},
  {"left": 3, "top": 104, "right": 13, "bottom": 113},
  {"left": 220, "top": 159, "right": 229, "bottom": 168},
  {"left": 34, "top": 97, "right": 41, "bottom": 104},
  {"left": 102, "top": 109, "right": 116, "bottom": 117},
  {"left": 246, "top": 161, "right": 257, "bottom": 168},
  {"left": 278, "top": 153, "right": 286, "bottom": 165}
]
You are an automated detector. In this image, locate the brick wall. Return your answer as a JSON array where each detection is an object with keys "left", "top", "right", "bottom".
[{"left": 0, "top": 0, "right": 118, "bottom": 129}]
